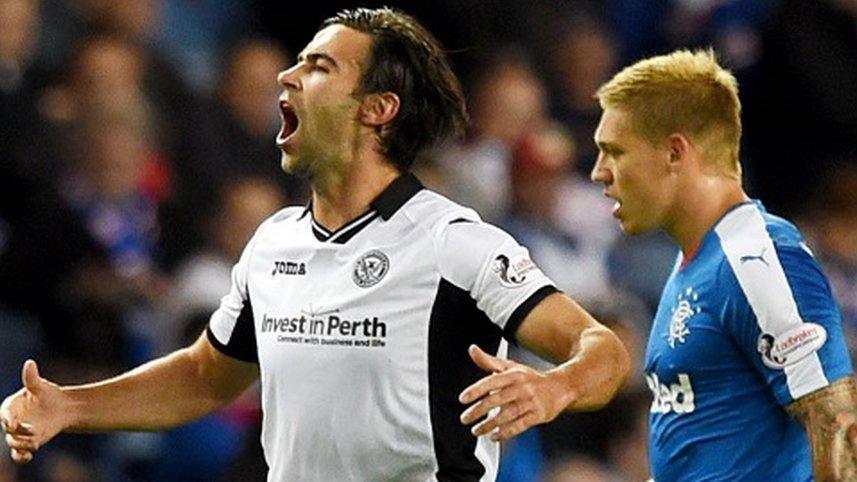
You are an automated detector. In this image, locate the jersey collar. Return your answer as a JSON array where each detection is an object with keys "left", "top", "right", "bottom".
[
  {"left": 298, "top": 172, "right": 424, "bottom": 244},
  {"left": 370, "top": 172, "right": 424, "bottom": 220},
  {"left": 679, "top": 199, "right": 758, "bottom": 270}
]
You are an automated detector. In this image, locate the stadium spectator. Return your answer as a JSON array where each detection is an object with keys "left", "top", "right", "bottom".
[
  {"left": 745, "top": 0, "right": 857, "bottom": 215},
  {"left": 542, "top": 12, "right": 618, "bottom": 175},
  {"left": 162, "top": 39, "right": 306, "bottom": 269},
  {"left": 503, "top": 122, "right": 615, "bottom": 303},
  {"left": 606, "top": 230, "right": 677, "bottom": 313},
  {"left": 798, "top": 165, "right": 857, "bottom": 364},
  {"left": 0, "top": 0, "right": 50, "bottom": 234},
  {"left": 176, "top": 39, "right": 305, "bottom": 207},
  {"left": 164, "top": 176, "right": 285, "bottom": 351},
  {"left": 438, "top": 49, "right": 547, "bottom": 222}
]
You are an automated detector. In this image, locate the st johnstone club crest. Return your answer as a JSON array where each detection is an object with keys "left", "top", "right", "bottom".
[{"left": 353, "top": 250, "right": 390, "bottom": 288}]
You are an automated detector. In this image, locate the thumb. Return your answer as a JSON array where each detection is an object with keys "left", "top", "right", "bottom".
[
  {"left": 468, "top": 344, "right": 513, "bottom": 373},
  {"left": 22, "top": 360, "right": 43, "bottom": 394}
]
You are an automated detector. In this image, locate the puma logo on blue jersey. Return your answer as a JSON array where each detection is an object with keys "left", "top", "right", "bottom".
[{"left": 739, "top": 247, "right": 769, "bottom": 267}]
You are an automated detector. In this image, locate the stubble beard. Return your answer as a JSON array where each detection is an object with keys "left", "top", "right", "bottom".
[{"left": 281, "top": 151, "right": 314, "bottom": 179}]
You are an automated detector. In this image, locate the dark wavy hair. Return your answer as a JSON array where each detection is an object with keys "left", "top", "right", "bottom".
[{"left": 322, "top": 7, "right": 468, "bottom": 171}]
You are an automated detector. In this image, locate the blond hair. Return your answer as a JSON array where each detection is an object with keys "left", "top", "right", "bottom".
[{"left": 596, "top": 49, "right": 742, "bottom": 178}]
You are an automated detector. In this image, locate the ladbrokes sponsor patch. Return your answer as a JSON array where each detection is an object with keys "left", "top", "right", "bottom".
[{"left": 757, "top": 322, "right": 827, "bottom": 369}]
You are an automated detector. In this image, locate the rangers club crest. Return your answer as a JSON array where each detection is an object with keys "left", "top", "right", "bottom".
[
  {"left": 668, "top": 287, "right": 701, "bottom": 348},
  {"left": 353, "top": 250, "right": 390, "bottom": 288}
]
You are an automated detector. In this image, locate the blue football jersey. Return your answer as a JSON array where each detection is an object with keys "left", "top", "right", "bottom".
[{"left": 645, "top": 201, "right": 853, "bottom": 482}]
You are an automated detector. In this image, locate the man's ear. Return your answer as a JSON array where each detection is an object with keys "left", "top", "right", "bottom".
[
  {"left": 666, "top": 133, "right": 692, "bottom": 173},
  {"left": 359, "top": 92, "right": 400, "bottom": 127}
]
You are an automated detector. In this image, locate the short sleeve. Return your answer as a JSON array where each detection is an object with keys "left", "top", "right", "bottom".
[
  {"left": 436, "top": 218, "right": 558, "bottom": 340},
  {"left": 721, "top": 244, "right": 853, "bottom": 405},
  {"left": 206, "top": 235, "right": 259, "bottom": 363}
]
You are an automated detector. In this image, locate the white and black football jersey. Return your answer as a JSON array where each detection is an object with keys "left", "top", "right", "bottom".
[{"left": 207, "top": 173, "right": 557, "bottom": 482}]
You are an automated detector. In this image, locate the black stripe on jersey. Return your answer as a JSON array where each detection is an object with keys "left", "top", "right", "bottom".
[
  {"left": 449, "top": 217, "right": 475, "bottom": 225},
  {"left": 331, "top": 212, "right": 380, "bottom": 244},
  {"left": 311, "top": 223, "right": 330, "bottom": 241},
  {"left": 503, "top": 285, "right": 560, "bottom": 343},
  {"left": 311, "top": 210, "right": 378, "bottom": 244},
  {"left": 428, "top": 279, "right": 503, "bottom": 481},
  {"left": 206, "top": 295, "right": 259, "bottom": 363},
  {"left": 299, "top": 201, "right": 312, "bottom": 220}
]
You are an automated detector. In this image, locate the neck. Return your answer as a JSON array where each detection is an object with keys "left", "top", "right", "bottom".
[
  {"left": 311, "top": 155, "right": 400, "bottom": 231},
  {"left": 664, "top": 174, "right": 748, "bottom": 258}
]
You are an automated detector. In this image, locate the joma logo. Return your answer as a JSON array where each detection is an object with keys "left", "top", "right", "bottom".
[{"left": 271, "top": 260, "right": 307, "bottom": 277}]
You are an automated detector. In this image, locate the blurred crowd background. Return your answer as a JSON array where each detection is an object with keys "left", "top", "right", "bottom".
[{"left": 0, "top": 0, "right": 855, "bottom": 481}]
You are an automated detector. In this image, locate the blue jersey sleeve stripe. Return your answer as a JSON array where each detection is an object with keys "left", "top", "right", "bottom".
[{"left": 715, "top": 204, "right": 829, "bottom": 401}]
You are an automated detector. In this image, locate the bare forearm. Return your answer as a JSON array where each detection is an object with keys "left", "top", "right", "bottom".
[
  {"left": 788, "top": 376, "right": 857, "bottom": 482},
  {"left": 547, "top": 326, "right": 629, "bottom": 412},
  {"left": 63, "top": 337, "right": 257, "bottom": 432}
]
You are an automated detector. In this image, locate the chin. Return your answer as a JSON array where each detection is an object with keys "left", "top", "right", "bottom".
[
  {"left": 616, "top": 215, "right": 643, "bottom": 235},
  {"left": 620, "top": 220, "right": 657, "bottom": 236},
  {"left": 280, "top": 152, "right": 308, "bottom": 177}
]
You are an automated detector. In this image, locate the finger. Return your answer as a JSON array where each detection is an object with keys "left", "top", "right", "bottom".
[
  {"left": 5, "top": 434, "right": 37, "bottom": 452},
  {"left": 492, "top": 412, "right": 539, "bottom": 442},
  {"left": 459, "top": 371, "right": 519, "bottom": 405},
  {"left": 468, "top": 345, "right": 514, "bottom": 374},
  {"left": 11, "top": 422, "right": 34, "bottom": 437},
  {"left": 11, "top": 447, "right": 33, "bottom": 464},
  {"left": 472, "top": 401, "right": 525, "bottom": 436},
  {"left": 461, "top": 388, "right": 519, "bottom": 425},
  {"left": 0, "top": 414, "right": 14, "bottom": 433},
  {"left": 22, "top": 360, "right": 42, "bottom": 395},
  {"left": 1, "top": 416, "right": 28, "bottom": 436}
]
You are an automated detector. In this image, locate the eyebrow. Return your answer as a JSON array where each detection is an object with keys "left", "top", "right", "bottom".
[
  {"left": 296, "top": 52, "right": 339, "bottom": 70},
  {"left": 595, "top": 140, "right": 623, "bottom": 152}
]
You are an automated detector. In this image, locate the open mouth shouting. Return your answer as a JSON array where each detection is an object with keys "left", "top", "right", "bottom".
[{"left": 277, "top": 100, "right": 300, "bottom": 148}]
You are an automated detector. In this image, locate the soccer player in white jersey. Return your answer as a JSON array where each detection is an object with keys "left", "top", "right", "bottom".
[
  {"left": 591, "top": 49, "right": 857, "bottom": 481},
  {"left": 1, "top": 8, "right": 630, "bottom": 481}
]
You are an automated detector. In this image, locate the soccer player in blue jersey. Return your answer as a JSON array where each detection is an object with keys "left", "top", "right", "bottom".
[{"left": 590, "top": 49, "right": 857, "bottom": 481}]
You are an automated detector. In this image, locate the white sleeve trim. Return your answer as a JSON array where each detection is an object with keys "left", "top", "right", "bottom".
[{"left": 715, "top": 204, "right": 828, "bottom": 400}]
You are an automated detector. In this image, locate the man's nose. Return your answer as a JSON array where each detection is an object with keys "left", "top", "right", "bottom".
[
  {"left": 590, "top": 156, "right": 610, "bottom": 184},
  {"left": 277, "top": 66, "right": 299, "bottom": 90}
]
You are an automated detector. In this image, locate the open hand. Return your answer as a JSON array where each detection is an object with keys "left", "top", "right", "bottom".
[
  {"left": 1, "top": 360, "right": 69, "bottom": 463},
  {"left": 458, "top": 345, "right": 574, "bottom": 442}
]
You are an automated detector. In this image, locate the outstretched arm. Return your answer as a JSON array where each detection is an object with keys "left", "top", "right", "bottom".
[
  {"left": 787, "top": 376, "right": 857, "bottom": 482},
  {"left": 1, "top": 333, "right": 258, "bottom": 463},
  {"left": 459, "top": 292, "right": 630, "bottom": 441}
]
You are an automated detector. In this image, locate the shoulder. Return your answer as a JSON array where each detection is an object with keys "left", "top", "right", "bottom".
[
  {"left": 399, "top": 189, "right": 484, "bottom": 237},
  {"left": 714, "top": 203, "right": 806, "bottom": 254},
  {"left": 266, "top": 205, "right": 307, "bottom": 225},
  {"left": 713, "top": 202, "right": 834, "bottom": 322},
  {"left": 713, "top": 202, "right": 813, "bottom": 278},
  {"left": 249, "top": 205, "right": 305, "bottom": 238}
]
